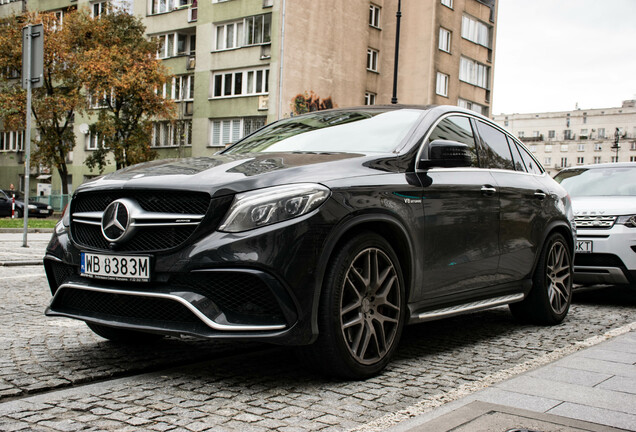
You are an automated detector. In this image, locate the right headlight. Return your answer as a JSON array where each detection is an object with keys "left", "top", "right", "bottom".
[{"left": 218, "top": 183, "right": 331, "bottom": 233}]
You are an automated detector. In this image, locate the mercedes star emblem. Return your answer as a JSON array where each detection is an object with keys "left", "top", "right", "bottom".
[{"left": 101, "top": 200, "right": 131, "bottom": 243}]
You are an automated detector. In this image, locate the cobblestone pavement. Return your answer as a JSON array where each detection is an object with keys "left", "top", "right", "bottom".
[
  {"left": 0, "top": 263, "right": 634, "bottom": 431},
  {"left": 0, "top": 232, "right": 50, "bottom": 264}
]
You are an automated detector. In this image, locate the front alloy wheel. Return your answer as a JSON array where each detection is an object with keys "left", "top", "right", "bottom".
[
  {"left": 299, "top": 232, "right": 405, "bottom": 379},
  {"left": 340, "top": 247, "right": 402, "bottom": 366}
]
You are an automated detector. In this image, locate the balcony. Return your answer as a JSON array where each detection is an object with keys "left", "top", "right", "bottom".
[{"left": 521, "top": 135, "right": 543, "bottom": 142}]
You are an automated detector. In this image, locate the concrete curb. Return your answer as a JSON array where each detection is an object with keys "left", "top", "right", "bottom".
[
  {"left": 0, "top": 228, "right": 54, "bottom": 233},
  {"left": 0, "top": 260, "right": 43, "bottom": 266}
]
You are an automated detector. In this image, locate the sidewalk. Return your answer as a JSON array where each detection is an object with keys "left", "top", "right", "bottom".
[
  {"left": 389, "top": 326, "right": 636, "bottom": 432},
  {"left": 0, "top": 232, "right": 51, "bottom": 266}
]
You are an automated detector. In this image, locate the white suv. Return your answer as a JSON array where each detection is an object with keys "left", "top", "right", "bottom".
[{"left": 554, "top": 162, "right": 636, "bottom": 287}]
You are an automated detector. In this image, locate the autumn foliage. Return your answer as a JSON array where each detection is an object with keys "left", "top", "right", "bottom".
[
  {"left": 0, "top": 5, "right": 175, "bottom": 191},
  {"left": 291, "top": 91, "right": 335, "bottom": 116}
]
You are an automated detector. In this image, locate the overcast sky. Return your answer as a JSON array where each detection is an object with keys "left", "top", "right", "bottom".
[{"left": 492, "top": 0, "right": 636, "bottom": 115}]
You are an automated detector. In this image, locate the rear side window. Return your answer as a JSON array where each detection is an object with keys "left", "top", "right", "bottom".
[
  {"left": 511, "top": 139, "right": 543, "bottom": 174},
  {"left": 428, "top": 116, "right": 479, "bottom": 167},
  {"left": 476, "top": 121, "right": 514, "bottom": 170}
]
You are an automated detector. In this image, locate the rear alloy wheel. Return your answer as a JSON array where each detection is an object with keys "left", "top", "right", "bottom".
[
  {"left": 300, "top": 232, "right": 405, "bottom": 379},
  {"left": 87, "top": 322, "right": 163, "bottom": 343},
  {"left": 510, "top": 233, "right": 572, "bottom": 325}
]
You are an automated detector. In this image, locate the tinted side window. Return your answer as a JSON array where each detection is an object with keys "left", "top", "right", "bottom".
[
  {"left": 476, "top": 121, "right": 514, "bottom": 170},
  {"left": 511, "top": 139, "right": 543, "bottom": 174},
  {"left": 428, "top": 116, "right": 478, "bottom": 167}
]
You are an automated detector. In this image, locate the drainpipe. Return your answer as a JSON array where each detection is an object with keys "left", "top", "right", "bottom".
[{"left": 277, "top": 0, "right": 286, "bottom": 120}]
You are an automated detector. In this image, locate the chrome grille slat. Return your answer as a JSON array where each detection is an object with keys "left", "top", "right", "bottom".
[{"left": 574, "top": 215, "right": 616, "bottom": 229}]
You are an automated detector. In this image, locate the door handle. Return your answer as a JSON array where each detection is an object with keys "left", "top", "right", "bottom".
[
  {"left": 481, "top": 185, "right": 497, "bottom": 196},
  {"left": 534, "top": 191, "right": 547, "bottom": 200}
]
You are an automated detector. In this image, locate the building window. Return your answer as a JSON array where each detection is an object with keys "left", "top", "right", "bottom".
[
  {"left": 86, "top": 132, "right": 104, "bottom": 150},
  {"left": 548, "top": 130, "right": 555, "bottom": 139},
  {"left": 630, "top": 156, "right": 636, "bottom": 162},
  {"left": 580, "top": 128, "right": 588, "bottom": 139},
  {"left": 441, "top": 0, "right": 453, "bottom": 8},
  {"left": 598, "top": 128, "right": 605, "bottom": 138},
  {"left": 215, "top": 21, "right": 243, "bottom": 50},
  {"left": 594, "top": 143, "right": 602, "bottom": 151},
  {"left": 560, "top": 144, "right": 568, "bottom": 152},
  {"left": 560, "top": 157, "right": 568, "bottom": 168},
  {"left": 630, "top": 142, "right": 636, "bottom": 151},
  {"left": 209, "top": 116, "right": 266, "bottom": 147},
  {"left": 92, "top": 1, "right": 107, "bottom": 18},
  {"left": 52, "top": 10, "right": 64, "bottom": 31},
  {"left": 369, "top": 5, "right": 381, "bottom": 28},
  {"left": 364, "top": 92, "right": 376, "bottom": 105},
  {"left": 439, "top": 27, "right": 451, "bottom": 52},
  {"left": 563, "top": 129, "right": 572, "bottom": 140},
  {"left": 150, "top": 0, "right": 173, "bottom": 14},
  {"left": 367, "top": 48, "right": 379, "bottom": 72},
  {"left": 212, "top": 67, "right": 269, "bottom": 98},
  {"left": 0, "top": 130, "right": 24, "bottom": 152},
  {"left": 545, "top": 144, "right": 552, "bottom": 153},
  {"left": 155, "top": 32, "right": 196, "bottom": 58},
  {"left": 529, "top": 145, "right": 537, "bottom": 153},
  {"left": 243, "top": 14, "right": 272, "bottom": 45},
  {"left": 436, "top": 72, "right": 448, "bottom": 97},
  {"left": 165, "top": 74, "right": 194, "bottom": 101},
  {"left": 577, "top": 157, "right": 584, "bottom": 165},
  {"left": 611, "top": 156, "right": 618, "bottom": 163},
  {"left": 457, "top": 98, "right": 486, "bottom": 116},
  {"left": 577, "top": 143, "right": 585, "bottom": 152},
  {"left": 518, "top": 131, "right": 525, "bottom": 138},
  {"left": 544, "top": 157, "right": 551, "bottom": 165},
  {"left": 461, "top": 14, "right": 491, "bottom": 48},
  {"left": 88, "top": 90, "right": 114, "bottom": 109},
  {"left": 594, "top": 156, "right": 602, "bottom": 164},
  {"left": 459, "top": 57, "right": 489, "bottom": 89},
  {"left": 152, "top": 120, "right": 193, "bottom": 147}
]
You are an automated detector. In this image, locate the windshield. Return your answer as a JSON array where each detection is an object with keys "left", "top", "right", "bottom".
[
  {"left": 223, "top": 109, "right": 423, "bottom": 155},
  {"left": 554, "top": 166, "right": 636, "bottom": 197},
  {"left": 2, "top": 190, "right": 21, "bottom": 200}
]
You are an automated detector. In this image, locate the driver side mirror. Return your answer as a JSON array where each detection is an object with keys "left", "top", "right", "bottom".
[{"left": 419, "top": 139, "right": 473, "bottom": 169}]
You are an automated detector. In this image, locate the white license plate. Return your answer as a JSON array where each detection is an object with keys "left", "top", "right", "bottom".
[
  {"left": 81, "top": 252, "right": 150, "bottom": 282},
  {"left": 575, "top": 240, "right": 593, "bottom": 253},
  {"left": 39, "top": 209, "right": 49, "bottom": 214}
]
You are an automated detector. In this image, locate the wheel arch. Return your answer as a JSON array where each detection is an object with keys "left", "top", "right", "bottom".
[
  {"left": 532, "top": 219, "right": 575, "bottom": 277},
  {"left": 310, "top": 213, "right": 416, "bottom": 338}
]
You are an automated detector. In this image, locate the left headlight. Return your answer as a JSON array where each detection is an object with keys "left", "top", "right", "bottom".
[
  {"left": 218, "top": 183, "right": 331, "bottom": 233},
  {"left": 617, "top": 215, "right": 636, "bottom": 228},
  {"left": 28, "top": 204, "right": 37, "bottom": 210}
]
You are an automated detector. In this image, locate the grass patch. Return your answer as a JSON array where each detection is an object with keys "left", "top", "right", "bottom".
[{"left": 0, "top": 218, "right": 59, "bottom": 229}]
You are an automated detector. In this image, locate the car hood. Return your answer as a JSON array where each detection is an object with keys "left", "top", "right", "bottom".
[
  {"left": 570, "top": 196, "right": 636, "bottom": 217},
  {"left": 77, "top": 152, "right": 400, "bottom": 198}
]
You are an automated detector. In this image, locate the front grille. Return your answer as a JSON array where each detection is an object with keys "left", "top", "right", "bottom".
[
  {"left": 575, "top": 215, "right": 617, "bottom": 229},
  {"left": 72, "top": 224, "right": 196, "bottom": 252},
  {"left": 54, "top": 288, "right": 199, "bottom": 324},
  {"left": 170, "top": 272, "right": 284, "bottom": 321},
  {"left": 70, "top": 190, "right": 211, "bottom": 252},
  {"left": 574, "top": 253, "right": 625, "bottom": 268}
]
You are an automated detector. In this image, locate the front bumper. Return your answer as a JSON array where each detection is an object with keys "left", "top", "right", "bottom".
[
  {"left": 44, "top": 204, "right": 340, "bottom": 345},
  {"left": 574, "top": 225, "right": 636, "bottom": 285}
]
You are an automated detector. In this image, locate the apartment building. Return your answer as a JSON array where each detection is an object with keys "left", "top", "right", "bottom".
[
  {"left": 493, "top": 100, "right": 636, "bottom": 176},
  {"left": 1, "top": 0, "right": 498, "bottom": 197}
]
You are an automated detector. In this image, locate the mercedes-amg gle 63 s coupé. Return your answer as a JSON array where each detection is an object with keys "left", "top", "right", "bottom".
[{"left": 44, "top": 106, "right": 575, "bottom": 378}]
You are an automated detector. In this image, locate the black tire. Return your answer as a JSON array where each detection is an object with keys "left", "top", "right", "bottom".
[
  {"left": 15, "top": 208, "right": 23, "bottom": 218},
  {"left": 510, "top": 233, "right": 573, "bottom": 325},
  {"left": 86, "top": 322, "right": 163, "bottom": 343},
  {"left": 299, "top": 232, "right": 406, "bottom": 379}
]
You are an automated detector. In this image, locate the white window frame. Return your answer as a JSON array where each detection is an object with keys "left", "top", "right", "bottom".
[
  {"left": 0, "top": 131, "right": 24, "bottom": 152},
  {"left": 215, "top": 20, "right": 243, "bottom": 50},
  {"left": 155, "top": 32, "right": 195, "bottom": 59},
  {"left": 209, "top": 117, "right": 266, "bottom": 147},
  {"left": 459, "top": 56, "right": 489, "bottom": 89},
  {"left": 439, "top": 27, "right": 451, "bottom": 53},
  {"left": 545, "top": 144, "right": 552, "bottom": 153},
  {"left": 441, "top": 0, "right": 453, "bottom": 8},
  {"left": 577, "top": 143, "right": 585, "bottom": 152},
  {"left": 212, "top": 67, "right": 270, "bottom": 98},
  {"left": 86, "top": 131, "right": 104, "bottom": 150},
  {"left": 369, "top": 4, "right": 381, "bottom": 28},
  {"left": 544, "top": 157, "right": 551, "bottom": 165},
  {"left": 560, "top": 157, "right": 568, "bottom": 168},
  {"left": 436, "top": 72, "right": 448, "bottom": 97},
  {"left": 461, "top": 14, "right": 491, "bottom": 48},
  {"left": 458, "top": 98, "right": 486, "bottom": 115},
  {"left": 576, "top": 156, "right": 584, "bottom": 165},
  {"left": 594, "top": 143, "right": 602, "bottom": 151},
  {"left": 367, "top": 48, "right": 379, "bottom": 72},
  {"left": 594, "top": 156, "right": 602, "bottom": 164},
  {"left": 168, "top": 74, "right": 194, "bottom": 101},
  {"left": 364, "top": 92, "right": 376, "bottom": 105},
  {"left": 213, "top": 14, "right": 271, "bottom": 51},
  {"left": 560, "top": 144, "right": 569, "bottom": 152},
  {"left": 151, "top": 120, "right": 192, "bottom": 148},
  {"left": 92, "top": 1, "right": 108, "bottom": 18}
]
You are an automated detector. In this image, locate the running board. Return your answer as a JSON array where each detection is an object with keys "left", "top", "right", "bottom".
[{"left": 409, "top": 293, "right": 525, "bottom": 324}]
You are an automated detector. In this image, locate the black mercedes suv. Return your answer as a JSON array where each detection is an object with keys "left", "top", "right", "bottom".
[{"left": 44, "top": 105, "right": 575, "bottom": 378}]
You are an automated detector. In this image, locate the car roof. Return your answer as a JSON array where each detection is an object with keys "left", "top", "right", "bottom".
[{"left": 559, "top": 162, "right": 636, "bottom": 172}]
